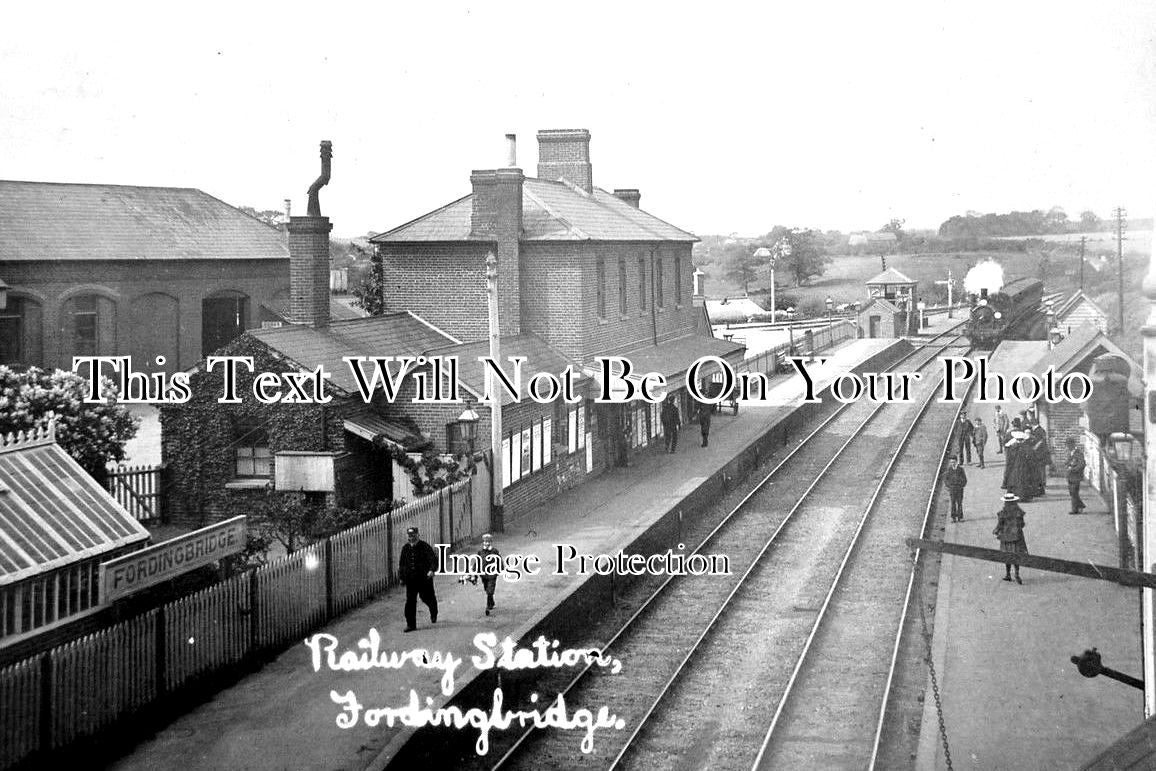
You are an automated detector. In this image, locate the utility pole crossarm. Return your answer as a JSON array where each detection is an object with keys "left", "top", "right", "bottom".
[{"left": 905, "top": 538, "right": 1156, "bottom": 589}]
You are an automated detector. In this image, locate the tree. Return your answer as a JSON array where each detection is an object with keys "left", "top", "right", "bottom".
[
  {"left": 767, "top": 227, "right": 831, "bottom": 287},
  {"left": 352, "top": 246, "right": 386, "bottom": 315},
  {"left": 880, "top": 218, "right": 905, "bottom": 239},
  {"left": 1080, "top": 210, "right": 1101, "bottom": 232},
  {"left": 719, "top": 239, "right": 760, "bottom": 294},
  {"left": 0, "top": 366, "right": 138, "bottom": 480}
]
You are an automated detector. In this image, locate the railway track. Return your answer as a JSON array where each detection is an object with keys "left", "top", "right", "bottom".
[{"left": 479, "top": 330, "right": 969, "bottom": 771}]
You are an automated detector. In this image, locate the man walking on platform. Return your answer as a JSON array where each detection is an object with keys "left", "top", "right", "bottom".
[
  {"left": 972, "top": 417, "right": 988, "bottom": 469},
  {"left": 399, "top": 527, "right": 438, "bottom": 632},
  {"left": 698, "top": 401, "right": 713, "bottom": 448},
  {"left": 945, "top": 456, "right": 967, "bottom": 521},
  {"left": 994, "top": 405, "right": 1010, "bottom": 455},
  {"left": 476, "top": 533, "right": 500, "bottom": 615},
  {"left": 954, "top": 413, "right": 974, "bottom": 464},
  {"left": 661, "top": 395, "right": 680, "bottom": 453},
  {"left": 1066, "top": 437, "right": 1087, "bottom": 515}
]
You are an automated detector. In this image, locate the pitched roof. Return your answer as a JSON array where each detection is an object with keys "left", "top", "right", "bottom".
[
  {"left": 371, "top": 178, "right": 697, "bottom": 243},
  {"left": 601, "top": 334, "right": 746, "bottom": 384},
  {"left": 0, "top": 180, "right": 289, "bottom": 262},
  {"left": 705, "top": 298, "right": 768, "bottom": 324},
  {"left": 865, "top": 267, "right": 916, "bottom": 285},
  {"left": 0, "top": 426, "right": 149, "bottom": 585},
  {"left": 1028, "top": 323, "right": 1142, "bottom": 398},
  {"left": 859, "top": 296, "right": 905, "bottom": 314},
  {"left": 424, "top": 334, "right": 586, "bottom": 406},
  {"left": 1055, "top": 290, "right": 1110, "bottom": 322},
  {"left": 247, "top": 312, "right": 460, "bottom": 395}
]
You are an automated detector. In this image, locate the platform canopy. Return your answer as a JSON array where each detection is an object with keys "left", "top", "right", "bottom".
[{"left": 0, "top": 425, "right": 148, "bottom": 585}]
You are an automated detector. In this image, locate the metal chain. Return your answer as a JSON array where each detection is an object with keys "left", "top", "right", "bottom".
[{"left": 914, "top": 549, "right": 953, "bottom": 771}]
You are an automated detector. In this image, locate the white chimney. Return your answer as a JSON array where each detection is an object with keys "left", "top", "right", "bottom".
[{"left": 505, "top": 134, "right": 517, "bottom": 168}]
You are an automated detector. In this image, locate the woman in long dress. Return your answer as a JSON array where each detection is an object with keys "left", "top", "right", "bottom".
[{"left": 994, "top": 492, "right": 1028, "bottom": 584}]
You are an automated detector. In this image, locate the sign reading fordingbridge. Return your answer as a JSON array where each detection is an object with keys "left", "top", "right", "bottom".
[{"left": 100, "top": 516, "right": 247, "bottom": 602}]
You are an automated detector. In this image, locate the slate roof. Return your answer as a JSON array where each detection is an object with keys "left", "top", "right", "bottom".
[
  {"left": 0, "top": 426, "right": 149, "bottom": 585},
  {"left": 0, "top": 180, "right": 289, "bottom": 262},
  {"left": 372, "top": 178, "right": 696, "bottom": 243},
  {"left": 247, "top": 312, "right": 460, "bottom": 395},
  {"left": 705, "top": 298, "right": 768, "bottom": 324},
  {"left": 865, "top": 267, "right": 916, "bottom": 285},
  {"left": 264, "top": 296, "right": 371, "bottom": 323},
  {"left": 424, "top": 334, "right": 586, "bottom": 406},
  {"left": 599, "top": 335, "right": 746, "bottom": 384},
  {"left": 1027, "top": 323, "right": 1143, "bottom": 398}
]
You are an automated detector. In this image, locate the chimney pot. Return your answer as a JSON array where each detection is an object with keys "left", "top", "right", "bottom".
[
  {"left": 505, "top": 134, "right": 517, "bottom": 168},
  {"left": 614, "top": 189, "right": 641, "bottom": 208}
]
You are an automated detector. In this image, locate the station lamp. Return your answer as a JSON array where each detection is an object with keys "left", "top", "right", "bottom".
[{"left": 457, "top": 398, "right": 481, "bottom": 457}]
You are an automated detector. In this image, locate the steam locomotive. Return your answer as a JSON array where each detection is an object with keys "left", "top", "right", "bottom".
[{"left": 965, "top": 277, "right": 1044, "bottom": 348}]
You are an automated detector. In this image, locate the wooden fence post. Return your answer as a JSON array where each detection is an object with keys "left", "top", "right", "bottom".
[
  {"left": 39, "top": 652, "right": 51, "bottom": 754},
  {"left": 156, "top": 605, "right": 167, "bottom": 699},
  {"left": 386, "top": 512, "right": 394, "bottom": 584},
  {"left": 324, "top": 538, "right": 335, "bottom": 621},
  {"left": 438, "top": 489, "right": 446, "bottom": 545},
  {"left": 448, "top": 485, "right": 454, "bottom": 545}
]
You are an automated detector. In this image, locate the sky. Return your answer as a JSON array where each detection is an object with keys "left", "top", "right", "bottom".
[{"left": 2, "top": 2, "right": 1154, "bottom": 239}]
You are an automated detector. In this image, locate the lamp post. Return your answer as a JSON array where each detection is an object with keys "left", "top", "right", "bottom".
[
  {"left": 457, "top": 399, "right": 480, "bottom": 460},
  {"left": 917, "top": 299, "right": 926, "bottom": 331},
  {"left": 787, "top": 306, "right": 796, "bottom": 352},
  {"left": 773, "top": 238, "right": 792, "bottom": 321},
  {"left": 753, "top": 246, "right": 774, "bottom": 319},
  {"left": 825, "top": 296, "right": 833, "bottom": 326}
]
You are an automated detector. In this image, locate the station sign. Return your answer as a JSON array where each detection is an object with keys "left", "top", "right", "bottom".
[{"left": 100, "top": 516, "right": 247, "bottom": 603}]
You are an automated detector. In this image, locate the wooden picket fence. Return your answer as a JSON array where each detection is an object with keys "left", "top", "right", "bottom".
[
  {"left": 105, "top": 464, "right": 163, "bottom": 522},
  {"left": 0, "top": 474, "right": 489, "bottom": 769}
]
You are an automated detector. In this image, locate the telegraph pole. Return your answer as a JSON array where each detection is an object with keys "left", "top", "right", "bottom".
[
  {"left": 1079, "top": 235, "right": 1086, "bottom": 292},
  {"left": 1116, "top": 207, "right": 1127, "bottom": 334}
]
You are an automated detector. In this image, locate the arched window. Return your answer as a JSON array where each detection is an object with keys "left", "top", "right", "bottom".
[
  {"left": 0, "top": 296, "right": 43, "bottom": 366},
  {"left": 65, "top": 294, "right": 115, "bottom": 359},
  {"left": 202, "top": 291, "right": 249, "bottom": 357}
]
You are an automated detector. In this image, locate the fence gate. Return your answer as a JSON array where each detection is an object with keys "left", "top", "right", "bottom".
[{"left": 105, "top": 464, "right": 163, "bottom": 521}]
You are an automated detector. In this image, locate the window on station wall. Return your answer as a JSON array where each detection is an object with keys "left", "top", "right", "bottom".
[
  {"left": 596, "top": 258, "right": 606, "bottom": 319},
  {"left": 618, "top": 258, "right": 628, "bottom": 315},
  {"left": 0, "top": 296, "right": 43, "bottom": 366},
  {"left": 656, "top": 258, "right": 664, "bottom": 308},
  {"left": 500, "top": 415, "right": 552, "bottom": 489},
  {"left": 638, "top": 257, "right": 647, "bottom": 311},
  {"left": 233, "top": 417, "right": 272, "bottom": 478},
  {"left": 65, "top": 293, "right": 115, "bottom": 360},
  {"left": 674, "top": 257, "right": 682, "bottom": 304}
]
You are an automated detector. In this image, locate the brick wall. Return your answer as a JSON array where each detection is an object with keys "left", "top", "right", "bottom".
[
  {"left": 1, "top": 258, "right": 288, "bottom": 371},
  {"left": 521, "top": 241, "right": 699, "bottom": 361},
  {"left": 287, "top": 217, "right": 332, "bottom": 328},
  {"left": 378, "top": 243, "right": 503, "bottom": 342}
]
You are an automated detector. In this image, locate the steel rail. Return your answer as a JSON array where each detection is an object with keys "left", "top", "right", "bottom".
[
  {"left": 489, "top": 328, "right": 964, "bottom": 771},
  {"left": 750, "top": 336, "right": 965, "bottom": 769},
  {"left": 608, "top": 335, "right": 965, "bottom": 771}
]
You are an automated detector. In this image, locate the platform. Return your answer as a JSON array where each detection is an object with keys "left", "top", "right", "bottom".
[
  {"left": 106, "top": 339, "right": 902, "bottom": 771},
  {"left": 916, "top": 343, "right": 1143, "bottom": 769}
]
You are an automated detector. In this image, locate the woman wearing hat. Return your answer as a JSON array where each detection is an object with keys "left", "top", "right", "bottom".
[{"left": 993, "top": 493, "right": 1028, "bottom": 584}]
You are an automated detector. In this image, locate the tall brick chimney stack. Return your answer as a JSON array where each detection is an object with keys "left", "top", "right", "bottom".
[
  {"left": 287, "top": 141, "right": 333, "bottom": 328},
  {"left": 613, "top": 189, "right": 641, "bottom": 208},
  {"left": 471, "top": 135, "right": 524, "bottom": 335},
  {"left": 536, "top": 129, "right": 593, "bottom": 194}
]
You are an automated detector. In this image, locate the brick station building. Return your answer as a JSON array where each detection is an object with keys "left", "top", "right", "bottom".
[
  {"left": 0, "top": 180, "right": 290, "bottom": 372},
  {"left": 371, "top": 129, "right": 744, "bottom": 514}
]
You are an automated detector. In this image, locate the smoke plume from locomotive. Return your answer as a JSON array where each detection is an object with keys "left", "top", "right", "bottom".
[{"left": 964, "top": 260, "right": 1004, "bottom": 296}]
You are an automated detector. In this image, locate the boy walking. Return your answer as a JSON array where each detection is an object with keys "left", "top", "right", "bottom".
[{"left": 944, "top": 456, "right": 967, "bottom": 522}]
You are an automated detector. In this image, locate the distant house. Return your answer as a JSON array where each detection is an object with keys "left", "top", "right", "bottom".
[
  {"left": 0, "top": 424, "right": 149, "bottom": 648},
  {"left": 0, "top": 181, "right": 291, "bottom": 372}
]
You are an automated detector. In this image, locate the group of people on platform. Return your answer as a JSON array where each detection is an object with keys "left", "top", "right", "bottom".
[
  {"left": 943, "top": 405, "right": 1089, "bottom": 586},
  {"left": 661, "top": 393, "right": 713, "bottom": 453}
]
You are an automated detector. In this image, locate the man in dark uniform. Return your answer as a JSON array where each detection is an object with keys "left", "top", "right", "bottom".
[
  {"left": 476, "top": 533, "right": 500, "bottom": 615},
  {"left": 954, "top": 413, "right": 974, "bottom": 464},
  {"left": 944, "top": 456, "right": 967, "bottom": 521},
  {"left": 698, "top": 400, "right": 712, "bottom": 448},
  {"left": 1066, "top": 436, "right": 1087, "bottom": 515},
  {"left": 661, "top": 396, "right": 680, "bottom": 453},
  {"left": 399, "top": 526, "right": 438, "bottom": 632}
]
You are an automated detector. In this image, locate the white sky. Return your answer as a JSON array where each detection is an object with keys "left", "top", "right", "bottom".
[{"left": 2, "top": 1, "right": 1154, "bottom": 239}]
